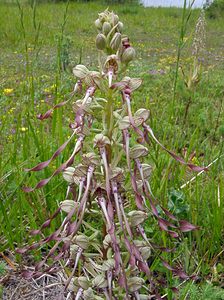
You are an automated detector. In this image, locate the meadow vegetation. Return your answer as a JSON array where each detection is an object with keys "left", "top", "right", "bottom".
[{"left": 0, "top": 1, "right": 223, "bottom": 299}]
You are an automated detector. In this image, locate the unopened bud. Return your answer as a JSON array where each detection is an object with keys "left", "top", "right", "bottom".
[
  {"left": 96, "top": 33, "right": 106, "bottom": 50},
  {"left": 134, "top": 240, "right": 146, "bottom": 247},
  {"left": 134, "top": 117, "right": 144, "bottom": 127},
  {"left": 98, "top": 11, "right": 109, "bottom": 23},
  {"left": 110, "top": 167, "right": 124, "bottom": 182},
  {"left": 140, "top": 246, "right": 151, "bottom": 260},
  {"left": 136, "top": 180, "right": 143, "bottom": 191},
  {"left": 60, "top": 200, "right": 77, "bottom": 214},
  {"left": 134, "top": 108, "right": 150, "bottom": 123},
  {"left": 70, "top": 244, "right": 79, "bottom": 258},
  {"left": 110, "top": 32, "right": 122, "bottom": 51},
  {"left": 82, "top": 152, "right": 99, "bottom": 166},
  {"left": 73, "top": 164, "right": 87, "bottom": 178},
  {"left": 63, "top": 167, "right": 75, "bottom": 183},
  {"left": 102, "top": 258, "right": 115, "bottom": 271},
  {"left": 103, "top": 234, "right": 111, "bottom": 248},
  {"left": 114, "top": 14, "right": 119, "bottom": 24},
  {"left": 127, "top": 277, "right": 145, "bottom": 292},
  {"left": 92, "top": 274, "right": 108, "bottom": 289},
  {"left": 73, "top": 235, "right": 89, "bottom": 250},
  {"left": 121, "top": 47, "right": 136, "bottom": 64},
  {"left": 83, "top": 287, "right": 94, "bottom": 300},
  {"left": 128, "top": 210, "right": 147, "bottom": 227},
  {"left": 118, "top": 77, "right": 142, "bottom": 92},
  {"left": 78, "top": 276, "right": 90, "bottom": 290},
  {"left": 119, "top": 116, "right": 130, "bottom": 130},
  {"left": 117, "top": 21, "right": 124, "bottom": 33},
  {"left": 95, "top": 18, "right": 102, "bottom": 30},
  {"left": 109, "top": 13, "right": 119, "bottom": 26},
  {"left": 94, "top": 134, "right": 110, "bottom": 148},
  {"left": 102, "top": 21, "right": 111, "bottom": 35},
  {"left": 72, "top": 99, "right": 83, "bottom": 113},
  {"left": 84, "top": 71, "right": 101, "bottom": 87},
  {"left": 73, "top": 64, "right": 89, "bottom": 79},
  {"left": 136, "top": 163, "right": 152, "bottom": 180},
  {"left": 134, "top": 109, "right": 149, "bottom": 126},
  {"left": 129, "top": 145, "right": 148, "bottom": 159},
  {"left": 129, "top": 77, "right": 142, "bottom": 91}
]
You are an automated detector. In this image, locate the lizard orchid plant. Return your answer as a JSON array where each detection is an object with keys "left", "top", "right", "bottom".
[{"left": 18, "top": 9, "right": 207, "bottom": 299}]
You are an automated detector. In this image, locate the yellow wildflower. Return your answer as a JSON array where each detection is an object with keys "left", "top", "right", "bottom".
[
  {"left": 3, "top": 88, "right": 13, "bottom": 95},
  {"left": 51, "top": 84, "right": 57, "bottom": 89},
  {"left": 8, "top": 107, "right": 16, "bottom": 114},
  {"left": 20, "top": 127, "right": 28, "bottom": 132},
  {"left": 44, "top": 84, "right": 56, "bottom": 93},
  {"left": 191, "top": 157, "right": 199, "bottom": 165},
  {"left": 41, "top": 75, "right": 49, "bottom": 79},
  {"left": 44, "top": 88, "right": 51, "bottom": 93}
]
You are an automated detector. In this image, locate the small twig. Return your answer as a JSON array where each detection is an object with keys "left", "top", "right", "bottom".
[
  {"left": 23, "top": 282, "right": 64, "bottom": 298},
  {"left": 66, "top": 292, "right": 72, "bottom": 300},
  {"left": 9, "top": 281, "right": 22, "bottom": 300},
  {"left": 42, "top": 276, "right": 46, "bottom": 300},
  {"left": 32, "top": 277, "right": 40, "bottom": 288},
  {"left": 37, "top": 273, "right": 57, "bottom": 281}
]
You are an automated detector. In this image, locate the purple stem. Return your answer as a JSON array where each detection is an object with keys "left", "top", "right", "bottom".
[
  {"left": 68, "top": 165, "right": 95, "bottom": 237},
  {"left": 111, "top": 182, "right": 124, "bottom": 230},
  {"left": 123, "top": 130, "right": 144, "bottom": 210},
  {"left": 65, "top": 247, "right": 83, "bottom": 290},
  {"left": 100, "top": 147, "right": 111, "bottom": 200},
  {"left": 98, "top": 197, "right": 129, "bottom": 295},
  {"left": 75, "top": 288, "right": 83, "bottom": 300},
  {"left": 111, "top": 181, "right": 133, "bottom": 239},
  {"left": 77, "top": 177, "right": 85, "bottom": 202},
  {"left": 107, "top": 270, "right": 113, "bottom": 299},
  {"left": 137, "top": 224, "right": 152, "bottom": 247},
  {"left": 98, "top": 196, "right": 112, "bottom": 229},
  {"left": 123, "top": 129, "right": 131, "bottom": 170},
  {"left": 123, "top": 91, "right": 145, "bottom": 140},
  {"left": 103, "top": 288, "right": 111, "bottom": 300},
  {"left": 134, "top": 291, "right": 140, "bottom": 300}
]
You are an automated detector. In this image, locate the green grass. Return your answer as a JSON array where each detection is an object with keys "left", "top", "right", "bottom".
[{"left": 0, "top": 1, "right": 224, "bottom": 297}]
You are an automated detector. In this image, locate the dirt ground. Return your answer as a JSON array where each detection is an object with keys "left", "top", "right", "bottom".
[{"left": 1, "top": 270, "right": 67, "bottom": 300}]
